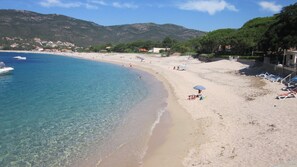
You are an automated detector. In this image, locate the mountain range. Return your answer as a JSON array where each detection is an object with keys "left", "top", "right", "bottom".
[{"left": 0, "top": 10, "right": 205, "bottom": 48}]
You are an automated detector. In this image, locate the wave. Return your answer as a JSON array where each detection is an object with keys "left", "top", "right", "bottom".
[{"left": 139, "top": 108, "right": 167, "bottom": 166}]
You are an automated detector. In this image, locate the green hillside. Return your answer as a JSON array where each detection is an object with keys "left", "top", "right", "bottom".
[{"left": 0, "top": 10, "right": 205, "bottom": 49}]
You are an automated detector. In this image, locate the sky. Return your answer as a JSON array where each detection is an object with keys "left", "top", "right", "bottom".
[{"left": 0, "top": 0, "right": 296, "bottom": 32}]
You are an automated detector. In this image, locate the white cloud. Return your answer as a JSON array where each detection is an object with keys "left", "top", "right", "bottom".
[
  {"left": 112, "top": 2, "right": 138, "bottom": 9},
  {"left": 89, "top": 0, "right": 107, "bottom": 6},
  {"left": 39, "top": 0, "right": 101, "bottom": 9},
  {"left": 85, "top": 3, "right": 99, "bottom": 9},
  {"left": 39, "top": 0, "right": 82, "bottom": 8},
  {"left": 259, "top": 1, "right": 282, "bottom": 13},
  {"left": 177, "top": 0, "right": 238, "bottom": 15}
]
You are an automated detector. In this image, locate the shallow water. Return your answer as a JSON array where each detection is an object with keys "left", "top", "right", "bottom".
[{"left": 0, "top": 52, "right": 167, "bottom": 167}]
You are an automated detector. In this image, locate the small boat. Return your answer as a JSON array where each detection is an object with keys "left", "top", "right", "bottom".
[
  {"left": 13, "top": 56, "right": 27, "bottom": 60},
  {"left": 0, "top": 62, "right": 14, "bottom": 75}
]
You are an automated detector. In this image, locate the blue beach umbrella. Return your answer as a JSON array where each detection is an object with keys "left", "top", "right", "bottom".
[{"left": 193, "top": 85, "right": 206, "bottom": 90}]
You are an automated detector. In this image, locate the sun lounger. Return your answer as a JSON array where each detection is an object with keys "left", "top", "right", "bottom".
[
  {"left": 266, "top": 74, "right": 274, "bottom": 80},
  {"left": 256, "top": 72, "right": 283, "bottom": 83},
  {"left": 268, "top": 75, "right": 282, "bottom": 82},
  {"left": 287, "top": 81, "right": 297, "bottom": 88},
  {"left": 281, "top": 76, "right": 297, "bottom": 90},
  {"left": 282, "top": 75, "right": 297, "bottom": 87},
  {"left": 282, "top": 85, "right": 297, "bottom": 91},
  {"left": 276, "top": 88, "right": 297, "bottom": 99},
  {"left": 276, "top": 92, "right": 296, "bottom": 99},
  {"left": 256, "top": 72, "right": 274, "bottom": 80},
  {"left": 256, "top": 72, "right": 270, "bottom": 78},
  {"left": 289, "top": 87, "right": 297, "bottom": 92}
]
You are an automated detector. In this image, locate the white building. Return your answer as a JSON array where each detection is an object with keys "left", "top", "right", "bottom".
[
  {"left": 284, "top": 50, "right": 297, "bottom": 66},
  {"left": 150, "top": 47, "right": 170, "bottom": 53}
]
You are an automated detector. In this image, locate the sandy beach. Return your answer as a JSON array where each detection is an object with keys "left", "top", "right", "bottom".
[{"left": 2, "top": 51, "right": 297, "bottom": 167}]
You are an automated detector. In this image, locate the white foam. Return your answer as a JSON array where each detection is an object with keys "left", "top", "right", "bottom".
[
  {"left": 139, "top": 108, "right": 167, "bottom": 166},
  {"left": 150, "top": 108, "right": 166, "bottom": 136},
  {"left": 95, "top": 143, "right": 127, "bottom": 167}
]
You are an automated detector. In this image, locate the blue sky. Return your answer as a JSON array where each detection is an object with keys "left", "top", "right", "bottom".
[{"left": 1, "top": 0, "right": 296, "bottom": 32}]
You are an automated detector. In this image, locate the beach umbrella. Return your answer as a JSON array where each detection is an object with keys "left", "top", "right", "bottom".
[
  {"left": 193, "top": 85, "right": 206, "bottom": 96},
  {"left": 193, "top": 85, "right": 206, "bottom": 90}
]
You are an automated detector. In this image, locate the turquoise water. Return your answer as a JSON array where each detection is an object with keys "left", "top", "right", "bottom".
[{"left": 0, "top": 52, "right": 167, "bottom": 167}]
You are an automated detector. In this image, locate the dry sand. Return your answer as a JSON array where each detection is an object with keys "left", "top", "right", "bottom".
[{"left": 2, "top": 51, "right": 297, "bottom": 167}]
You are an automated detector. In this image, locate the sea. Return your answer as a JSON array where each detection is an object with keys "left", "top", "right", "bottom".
[{"left": 0, "top": 52, "right": 168, "bottom": 167}]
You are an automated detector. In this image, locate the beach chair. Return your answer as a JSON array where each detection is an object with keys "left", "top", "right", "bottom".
[
  {"left": 289, "top": 87, "right": 297, "bottom": 92},
  {"left": 276, "top": 89, "right": 297, "bottom": 100},
  {"left": 281, "top": 85, "right": 297, "bottom": 91},
  {"left": 276, "top": 92, "right": 296, "bottom": 99},
  {"left": 256, "top": 72, "right": 270, "bottom": 78},
  {"left": 269, "top": 75, "right": 282, "bottom": 82},
  {"left": 287, "top": 77, "right": 297, "bottom": 88},
  {"left": 288, "top": 81, "right": 297, "bottom": 87},
  {"left": 265, "top": 74, "right": 277, "bottom": 81},
  {"left": 282, "top": 80, "right": 297, "bottom": 91}
]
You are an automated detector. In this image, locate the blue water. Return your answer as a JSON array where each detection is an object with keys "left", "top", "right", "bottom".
[{"left": 0, "top": 52, "right": 166, "bottom": 167}]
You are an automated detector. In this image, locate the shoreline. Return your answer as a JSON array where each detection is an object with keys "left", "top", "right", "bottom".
[
  {"left": 53, "top": 53, "right": 203, "bottom": 166},
  {"left": 81, "top": 68, "right": 170, "bottom": 167},
  {"left": 1, "top": 50, "right": 297, "bottom": 167}
]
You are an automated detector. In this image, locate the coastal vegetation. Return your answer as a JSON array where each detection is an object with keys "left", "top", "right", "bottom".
[{"left": 89, "top": 3, "right": 297, "bottom": 61}]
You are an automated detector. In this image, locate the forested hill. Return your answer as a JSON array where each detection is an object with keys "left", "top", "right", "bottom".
[
  {"left": 193, "top": 16, "right": 278, "bottom": 55},
  {"left": 0, "top": 10, "right": 205, "bottom": 47}
]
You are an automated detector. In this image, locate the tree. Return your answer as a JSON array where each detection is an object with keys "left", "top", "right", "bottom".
[
  {"left": 192, "top": 29, "right": 236, "bottom": 54},
  {"left": 112, "top": 43, "right": 127, "bottom": 52},
  {"left": 171, "top": 42, "right": 190, "bottom": 53},
  {"left": 187, "top": 37, "right": 202, "bottom": 52},
  {"left": 261, "top": 3, "right": 297, "bottom": 50},
  {"left": 162, "top": 37, "right": 176, "bottom": 48},
  {"left": 190, "top": 17, "right": 276, "bottom": 55}
]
